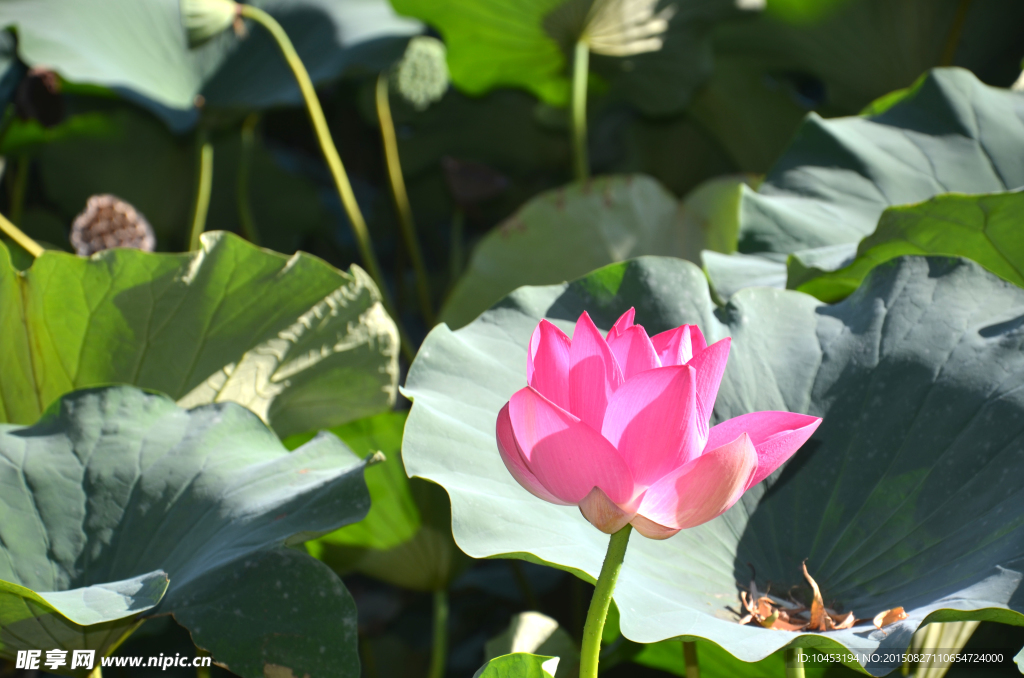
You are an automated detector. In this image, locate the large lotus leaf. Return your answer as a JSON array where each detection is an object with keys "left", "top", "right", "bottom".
[
  {"left": 734, "top": 68, "right": 1024, "bottom": 256},
  {"left": 389, "top": 0, "right": 754, "bottom": 114},
  {"left": 440, "top": 175, "right": 682, "bottom": 330},
  {"left": 789, "top": 191, "right": 1024, "bottom": 302},
  {"left": 402, "top": 254, "right": 1024, "bottom": 675},
  {"left": 288, "top": 411, "right": 421, "bottom": 552},
  {"left": 0, "top": 231, "right": 399, "bottom": 438},
  {"left": 1, "top": 0, "right": 420, "bottom": 127},
  {"left": 0, "top": 386, "right": 373, "bottom": 676}
]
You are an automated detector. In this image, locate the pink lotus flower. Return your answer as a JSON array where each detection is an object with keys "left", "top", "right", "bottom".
[{"left": 496, "top": 309, "right": 821, "bottom": 539}]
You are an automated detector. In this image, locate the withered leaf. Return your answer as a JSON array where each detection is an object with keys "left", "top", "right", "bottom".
[
  {"left": 830, "top": 610, "right": 856, "bottom": 630},
  {"left": 872, "top": 607, "right": 908, "bottom": 629},
  {"left": 802, "top": 561, "right": 831, "bottom": 631}
]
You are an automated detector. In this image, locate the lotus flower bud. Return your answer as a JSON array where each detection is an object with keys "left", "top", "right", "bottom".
[
  {"left": 70, "top": 195, "right": 156, "bottom": 256},
  {"left": 394, "top": 36, "right": 449, "bottom": 111},
  {"left": 496, "top": 309, "right": 821, "bottom": 539},
  {"left": 182, "top": 0, "right": 240, "bottom": 47}
]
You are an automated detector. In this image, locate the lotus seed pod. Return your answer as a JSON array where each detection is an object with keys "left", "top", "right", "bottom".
[
  {"left": 394, "top": 36, "right": 449, "bottom": 111},
  {"left": 70, "top": 195, "right": 156, "bottom": 256},
  {"left": 182, "top": 0, "right": 238, "bottom": 47}
]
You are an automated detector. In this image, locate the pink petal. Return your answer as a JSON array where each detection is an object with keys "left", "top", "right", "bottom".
[
  {"left": 706, "top": 411, "right": 822, "bottom": 490},
  {"left": 630, "top": 515, "right": 680, "bottom": 540},
  {"left": 509, "top": 387, "right": 636, "bottom": 505},
  {"left": 687, "top": 338, "right": 731, "bottom": 444},
  {"left": 527, "top": 320, "right": 572, "bottom": 410},
  {"left": 497, "top": 402, "right": 570, "bottom": 505},
  {"left": 600, "top": 365, "right": 701, "bottom": 487},
  {"left": 607, "top": 324, "right": 661, "bottom": 380},
  {"left": 651, "top": 325, "right": 707, "bottom": 366},
  {"left": 579, "top": 486, "right": 643, "bottom": 534},
  {"left": 636, "top": 432, "right": 758, "bottom": 530},
  {"left": 608, "top": 308, "right": 636, "bottom": 338},
  {"left": 569, "top": 312, "right": 624, "bottom": 430}
]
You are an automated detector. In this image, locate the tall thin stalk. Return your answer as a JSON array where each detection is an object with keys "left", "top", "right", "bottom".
[
  {"left": 237, "top": 113, "right": 260, "bottom": 245},
  {"left": 188, "top": 128, "right": 214, "bottom": 251},
  {"left": 579, "top": 525, "right": 632, "bottom": 678},
  {"left": 376, "top": 73, "right": 434, "bottom": 327},
  {"left": 940, "top": 0, "right": 975, "bottom": 66},
  {"left": 427, "top": 589, "right": 449, "bottom": 678},
  {"left": 0, "top": 208, "right": 43, "bottom": 257},
  {"left": 571, "top": 40, "right": 590, "bottom": 182},
  {"left": 785, "top": 648, "right": 805, "bottom": 678},
  {"left": 9, "top": 155, "right": 29, "bottom": 226},
  {"left": 238, "top": 4, "right": 415, "bottom": 362}
]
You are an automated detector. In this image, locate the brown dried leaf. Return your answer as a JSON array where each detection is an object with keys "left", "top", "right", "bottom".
[
  {"left": 802, "top": 561, "right": 829, "bottom": 631},
  {"left": 872, "top": 607, "right": 908, "bottom": 629},
  {"left": 830, "top": 611, "right": 856, "bottom": 630},
  {"left": 772, "top": 618, "right": 809, "bottom": 632}
]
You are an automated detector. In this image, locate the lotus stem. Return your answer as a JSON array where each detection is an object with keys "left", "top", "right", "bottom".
[
  {"left": 9, "top": 155, "right": 28, "bottom": 226},
  {"left": 196, "top": 649, "right": 211, "bottom": 678},
  {"left": 427, "top": 589, "right": 449, "bottom": 678},
  {"left": 238, "top": 4, "right": 416, "bottom": 362},
  {"left": 188, "top": 127, "right": 214, "bottom": 251},
  {"left": 376, "top": 72, "right": 435, "bottom": 327},
  {"left": 940, "top": 0, "right": 974, "bottom": 66},
  {"left": 785, "top": 648, "right": 805, "bottom": 678},
  {"left": 571, "top": 39, "right": 590, "bottom": 181},
  {"left": 448, "top": 209, "right": 464, "bottom": 290},
  {"left": 683, "top": 640, "right": 700, "bottom": 678},
  {"left": 0, "top": 209, "right": 43, "bottom": 257},
  {"left": 237, "top": 113, "right": 260, "bottom": 245},
  {"left": 579, "top": 524, "right": 632, "bottom": 678},
  {"left": 87, "top": 666, "right": 103, "bottom": 678}
]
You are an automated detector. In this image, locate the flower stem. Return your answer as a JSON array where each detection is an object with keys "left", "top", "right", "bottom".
[
  {"left": 188, "top": 127, "right": 214, "bottom": 252},
  {"left": 9, "top": 154, "right": 28, "bottom": 226},
  {"left": 88, "top": 666, "right": 103, "bottom": 678},
  {"left": 580, "top": 524, "right": 632, "bottom": 678},
  {"left": 785, "top": 648, "right": 805, "bottom": 678},
  {"left": 683, "top": 640, "right": 700, "bottom": 678},
  {"left": 940, "top": 0, "right": 974, "bottom": 66},
  {"left": 237, "top": 113, "right": 260, "bottom": 245},
  {"left": 195, "top": 649, "right": 211, "bottom": 678},
  {"left": 0, "top": 209, "right": 43, "bottom": 257},
  {"left": 571, "top": 40, "right": 590, "bottom": 182},
  {"left": 375, "top": 72, "right": 434, "bottom": 327},
  {"left": 238, "top": 3, "right": 415, "bottom": 362},
  {"left": 427, "top": 589, "right": 449, "bottom": 678}
]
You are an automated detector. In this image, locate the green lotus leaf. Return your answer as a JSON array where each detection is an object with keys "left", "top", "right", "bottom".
[
  {"left": 0, "top": 0, "right": 420, "bottom": 126},
  {"left": 441, "top": 175, "right": 684, "bottom": 330},
  {"left": 0, "top": 385, "right": 373, "bottom": 676},
  {"left": 484, "top": 612, "right": 578, "bottom": 678},
  {"left": 703, "top": 67, "right": 1024, "bottom": 299},
  {"left": 289, "top": 411, "right": 421, "bottom": 553},
  {"left": 790, "top": 191, "right": 1024, "bottom": 302},
  {"left": 696, "top": 0, "right": 1024, "bottom": 169},
  {"left": 0, "top": 231, "right": 398, "bottom": 438},
  {"left": 473, "top": 652, "right": 558, "bottom": 678},
  {"left": 402, "top": 254, "right": 1024, "bottom": 675},
  {"left": 390, "top": 0, "right": 755, "bottom": 114}
]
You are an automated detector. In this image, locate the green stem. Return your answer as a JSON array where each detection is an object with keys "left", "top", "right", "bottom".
[
  {"left": 237, "top": 113, "right": 260, "bottom": 245},
  {"left": 238, "top": 4, "right": 415, "bottom": 363},
  {"left": 428, "top": 589, "right": 449, "bottom": 678},
  {"left": 940, "top": 0, "right": 974, "bottom": 66},
  {"left": 785, "top": 648, "right": 805, "bottom": 678},
  {"left": 88, "top": 666, "right": 103, "bottom": 678},
  {"left": 376, "top": 73, "right": 434, "bottom": 327},
  {"left": 448, "top": 208, "right": 464, "bottom": 291},
  {"left": 580, "top": 524, "right": 632, "bottom": 678},
  {"left": 683, "top": 641, "right": 700, "bottom": 678},
  {"left": 0, "top": 209, "right": 43, "bottom": 257},
  {"left": 571, "top": 39, "right": 590, "bottom": 182},
  {"left": 196, "top": 649, "right": 211, "bottom": 678},
  {"left": 508, "top": 559, "right": 541, "bottom": 611},
  {"left": 9, "top": 155, "right": 28, "bottom": 226},
  {"left": 188, "top": 128, "right": 214, "bottom": 251}
]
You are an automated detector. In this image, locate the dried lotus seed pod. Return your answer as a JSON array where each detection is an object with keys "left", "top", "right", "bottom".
[
  {"left": 70, "top": 195, "right": 156, "bottom": 256},
  {"left": 394, "top": 36, "right": 449, "bottom": 111}
]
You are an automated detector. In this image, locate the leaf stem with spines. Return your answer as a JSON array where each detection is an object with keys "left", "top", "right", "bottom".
[
  {"left": 188, "top": 127, "right": 214, "bottom": 252},
  {"left": 237, "top": 3, "right": 415, "bottom": 362},
  {"left": 571, "top": 40, "right": 590, "bottom": 181},
  {"left": 580, "top": 524, "right": 632, "bottom": 678},
  {"left": 0, "top": 209, "right": 43, "bottom": 257},
  {"left": 376, "top": 72, "right": 435, "bottom": 327},
  {"left": 683, "top": 640, "right": 700, "bottom": 677}
]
